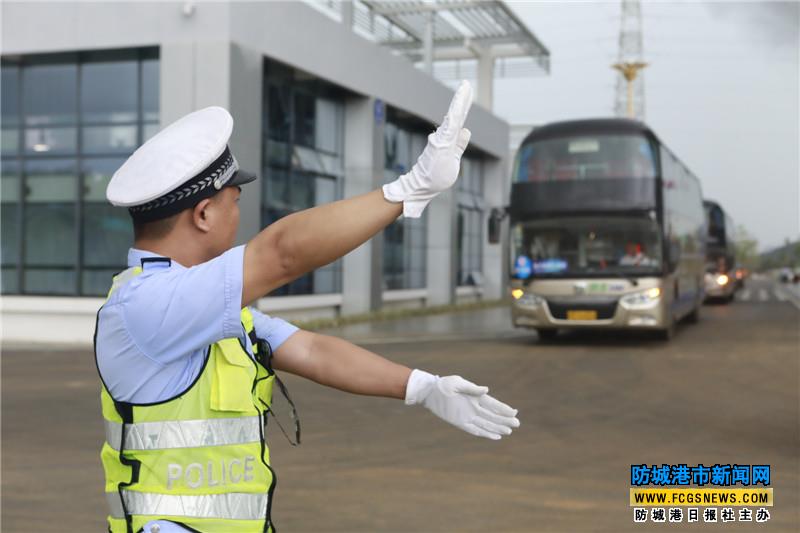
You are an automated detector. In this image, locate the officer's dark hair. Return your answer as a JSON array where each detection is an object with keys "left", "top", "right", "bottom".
[{"left": 132, "top": 213, "right": 180, "bottom": 241}]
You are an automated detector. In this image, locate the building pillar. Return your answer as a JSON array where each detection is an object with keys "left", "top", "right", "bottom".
[
  {"left": 342, "top": 96, "right": 385, "bottom": 314},
  {"left": 341, "top": 0, "right": 354, "bottom": 29},
  {"left": 481, "top": 156, "right": 508, "bottom": 300},
  {"left": 159, "top": 42, "right": 196, "bottom": 127},
  {"left": 476, "top": 51, "right": 494, "bottom": 110},
  {"left": 422, "top": 11, "right": 434, "bottom": 74},
  {"left": 426, "top": 189, "right": 457, "bottom": 306},
  {"left": 229, "top": 43, "right": 263, "bottom": 244}
]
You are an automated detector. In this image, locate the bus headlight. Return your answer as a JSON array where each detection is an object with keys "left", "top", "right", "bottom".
[
  {"left": 620, "top": 287, "right": 661, "bottom": 309},
  {"left": 716, "top": 274, "right": 729, "bottom": 286},
  {"left": 512, "top": 289, "right": 544, "bottom": 307}
]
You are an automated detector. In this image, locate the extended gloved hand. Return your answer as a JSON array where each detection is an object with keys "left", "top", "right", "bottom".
[
  {"left": 383, "top": 80, "right": 473, "bottom": 218},
  {"left": 405, "top": 369, "right": 520, "bottom": 440}
]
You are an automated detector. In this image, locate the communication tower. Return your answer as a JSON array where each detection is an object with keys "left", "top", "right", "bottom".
[{"left": 612, "top": 0, "right": 647, "bottom": 120}]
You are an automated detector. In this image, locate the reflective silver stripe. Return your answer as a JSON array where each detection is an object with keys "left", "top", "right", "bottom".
[
  {"left": 106, "top": 491, "right": 125, "bottom": 518},
  {"left": 108, "top": 491, "right": 268, "bottom": 520},
  {"left": 105, "top": 416, "right": 262, "bottom": 451}
]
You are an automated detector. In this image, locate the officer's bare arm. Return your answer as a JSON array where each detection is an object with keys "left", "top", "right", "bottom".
[
  {"left": 271, "top": 330, "right": 412, "bottom": 399},
  {"left": 242, "top": 189, "right": 401, "bottom": 307}
]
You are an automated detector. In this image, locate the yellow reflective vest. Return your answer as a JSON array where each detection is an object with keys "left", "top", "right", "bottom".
[{"left": 96, "top": 266, "right": 278, "bottom": 533}]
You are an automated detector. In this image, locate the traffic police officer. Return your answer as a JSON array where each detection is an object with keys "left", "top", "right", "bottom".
[{"left": 96, "top": 81, "right": 519, "bottom": 533}]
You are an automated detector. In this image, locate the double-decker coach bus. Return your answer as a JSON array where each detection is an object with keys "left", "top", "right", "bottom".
[
  {"left": 506, "top": 118, "right": 706, "bottom": 340},
  {"left": 703, "top": 200, "right": 738, "bottom": 301}
]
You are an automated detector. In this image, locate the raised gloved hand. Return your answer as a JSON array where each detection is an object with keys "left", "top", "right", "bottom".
[
  {"left": 383, "top": 80, "right": 473, "bottom": 218},
  {"left": 405, "top": 369, "right": 520, "bottom": 440}
]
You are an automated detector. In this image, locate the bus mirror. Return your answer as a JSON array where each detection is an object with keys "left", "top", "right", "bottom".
[{"left": 488, "top": 208, "right": 506, "bottom": 244}]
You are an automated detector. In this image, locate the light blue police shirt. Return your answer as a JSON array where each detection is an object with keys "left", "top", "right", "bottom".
[{"left": 96, "top": 246, "right": 299, "bottom": 403}]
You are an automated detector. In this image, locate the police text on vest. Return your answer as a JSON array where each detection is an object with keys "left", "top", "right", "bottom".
[{"left": 166, "top": 456, "right": 256, "bottom": 489}]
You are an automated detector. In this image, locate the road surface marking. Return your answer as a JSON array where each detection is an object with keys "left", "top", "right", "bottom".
[
  {"left": 759, "top": 289, "right": 769, "bottom": 302},
  {"left": 739, "top": 289, "right": 751, "bottom": 301},
  {"left": 773, "top": 285, "right": 800, "bottom": 310}
]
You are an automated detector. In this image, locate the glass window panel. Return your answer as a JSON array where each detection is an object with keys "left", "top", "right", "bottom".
[
  {"left": 82, "top": 204, "right": 132, "bottom": 267},
  {"left": 267, "top": 84, "right": 290, "bottom": 142},
  {"left": 1, "top": 203, "right": 19, "bottom": 265},
  {"left": 384, "top": 122, "right": 398, "bottom": 171},
  {"left": 1, "top": 128, "right": 19, "bottom": 155},
  {"left": 313, "top": 267, "right": 335, "bottom": 294},
  {"left": 293, "top": 92, "right": 315, "bottom": 148},
  {"left": 409, "top": 269, "right": 425, "bottom": 289},
  {"left": 143, "top": 122, "right": 159, "bottom": 142},
  {"left": 2, "top": 159, "right": 21, "bottom": 202},
  {"left": 81, "top": 269, "right": 121, "bottom": 296},
  {"left": 293, "top": 145, "right": 323, "bottom": 174},
  {"left": 410, "top": 133, "right": 426, "bottom": 162},
  {"left": 82, "top": 124, "right": 138, "bottom": 154},
  {"left": 318, "top": 152, "right": 343, "bottom": 177},
  {"left": 458, "top": 159, "right": 470, "bottom": 192},
  {"left": 286, "top": 273, "right": 312, "bottom": 295},
  {"left": 265, "top": 167, "right": 289, "bottom": 208},
  {"left": 2, "top": 267, "right": 18, "bottom": 293},
  {"left": 410, "top": 241, "right": 425, "bottom": 271},
  {"left": 265, "top": 139, "right": 291, "bottom": 167},
  {"left": 23, "top": 63, "right": 78, "bottom": 126},
  {"left": 141, "top": 59, "right": 159, "bottom": 122},
  {"left": 1, "top": 65, "right": 20, "bottom": 127},
  {"left": 394, "top": 129, "right": 411, "bottom": 173},
  {"left": 82, "top": 157, "right": 125, "bottom": 202},
  {"left": 1, "top": 160, "right": 21, "bottom": 266},
  {"left": 24, "top": 127, "right": 77, "bottom": 155},
  {"left": 315, "top": 176, "right": 336, "bottom": 206},
  {"left": 265, "top": 208, "right": 290, "bottom": 227},
  {"left": 81, "top": 60, "right": 138, "bottom": 123},
  {"left": 24, "top": 159, "right": 77, "bottom": 202},
  {"left": 23, "top": 268, "right": 76, "bottom": 295},
  {"left": 263, "top": 61, "right": 344, "bottom": 294},
  {"left": 9, "top": 50, "right": 159, "bottom": 295},
  {"left": 315, "top": 98, "right": 340, "bottom": 154},
  {"left": 24, "top": 202, "right": 76, "bottom": 266},
  {"left": 289, "top": 173, "right": 314, "bottom": 210}
]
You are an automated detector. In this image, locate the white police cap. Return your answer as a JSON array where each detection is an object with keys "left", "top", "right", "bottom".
[{"left": 107, "top": 106, "right": 256, "bottom": 223}]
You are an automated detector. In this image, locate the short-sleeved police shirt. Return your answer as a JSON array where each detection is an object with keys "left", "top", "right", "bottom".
[{"left": 96, "top": 246, "right": 298, "bottom": 403}]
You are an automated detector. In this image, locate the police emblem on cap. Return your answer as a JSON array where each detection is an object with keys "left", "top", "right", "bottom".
[
  {"left": 213, "top": 155, "right": 239, "bottom": 190},
  {"left": 106, "top": 106, "right": 257, "bottom": 222}
]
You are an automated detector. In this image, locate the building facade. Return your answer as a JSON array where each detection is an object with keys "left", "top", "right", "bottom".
[{"left": 0, "top": 1, "right": 510, "bottom": 345}]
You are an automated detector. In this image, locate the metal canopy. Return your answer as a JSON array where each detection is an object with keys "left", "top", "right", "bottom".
[{"left": 354, "top": 0, "right": 550, "bottom": 76}]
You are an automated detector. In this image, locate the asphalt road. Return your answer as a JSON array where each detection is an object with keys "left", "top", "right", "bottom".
[{"left": 2, "top": 276, "right": 798, "bottom": 532}]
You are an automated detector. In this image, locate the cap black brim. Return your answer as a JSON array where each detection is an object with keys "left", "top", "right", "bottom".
[{"left": 228, "top": 170, "right": 258, "bottom": 187}]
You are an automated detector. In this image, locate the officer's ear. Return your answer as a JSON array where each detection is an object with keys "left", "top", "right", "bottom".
[{"left": 191, "top": 198, "right": 214, "bottom": 233}]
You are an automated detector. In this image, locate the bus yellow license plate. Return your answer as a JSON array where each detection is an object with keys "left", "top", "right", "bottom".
[{"left": 567, "top": 310, "right": 598, "bottom": 320}]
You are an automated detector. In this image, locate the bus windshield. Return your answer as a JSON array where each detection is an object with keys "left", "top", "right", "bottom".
[
  {"left": 511, "top": 217, "right": 663, "bottom": 278},
  {"left": 513, "top": 133, "right": 656, "bottom": 182}
]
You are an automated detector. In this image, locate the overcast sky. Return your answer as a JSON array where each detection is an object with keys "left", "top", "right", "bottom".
[{"left": 493, "top": 1, "right": 799, "bottom": 251}]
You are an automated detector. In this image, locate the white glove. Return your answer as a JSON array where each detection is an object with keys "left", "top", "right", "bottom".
[
  {"left": 383, "top": 80, "right": 474, "bottom": 218},
  {"left": 405, "top": 369, "right": 520, "bottom": 440}
]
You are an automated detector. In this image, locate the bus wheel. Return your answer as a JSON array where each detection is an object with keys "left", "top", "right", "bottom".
[
  {"left": 656, "top": 317, "right": 675, "bottom": 341},
  {"left": 685, "top": 305, "right": 700, "bottom": 324},
  {"left": 536, "top": 328, "right": 558, "bottom": 342}
]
